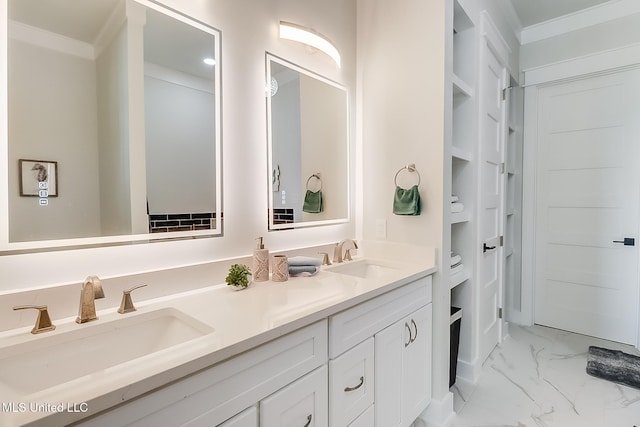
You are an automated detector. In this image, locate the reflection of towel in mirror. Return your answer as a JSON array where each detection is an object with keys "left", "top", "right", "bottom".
[
  {"left": 303, "top": 190, "right": 323, "bottom": 213},
  {"left": 393, "top": 185, "right": 421, "bottom": 215},
  {"left": 288, "top": 256, "right": 322, "bottom": 277}
]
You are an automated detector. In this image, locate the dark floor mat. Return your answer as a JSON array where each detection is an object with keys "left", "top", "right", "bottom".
[{"left": 586, "top": 345, "right": 640, "bottom": 390}]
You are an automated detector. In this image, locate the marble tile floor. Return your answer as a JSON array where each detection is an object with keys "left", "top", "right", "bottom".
[{"left": 450, "top": 324, "right": 640, "bottom": 427}]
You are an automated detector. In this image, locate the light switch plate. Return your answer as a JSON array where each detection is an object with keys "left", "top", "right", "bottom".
[{"left": 375, "top": 219, "right": 387, "bottom": 239}]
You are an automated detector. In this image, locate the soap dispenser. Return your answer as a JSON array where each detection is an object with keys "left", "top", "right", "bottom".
[{"left": 253, "top": 237, "right": 270, "bottom": 282}]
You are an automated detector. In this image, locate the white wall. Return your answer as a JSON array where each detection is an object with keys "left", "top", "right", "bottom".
[
  {"left": 357, "top": 0, "right": 448, "bottom": 412},
  {"left": 96, "top": 24, "right": 132, "bottom": 236},
  {"left": 144, "top": 74, "right": 216, "bottom": 214},
  {"left": 0, "top": 0, "right": 356, "bottom": 290},
  {"left": 300, "top": 73, "right": 349, "bottom": 222},
  {"left": 8, "top": 39, "right": 102, "bottom": 241},
  {"left": 271, "top": 70, "right": 302, "bottom": 219}
]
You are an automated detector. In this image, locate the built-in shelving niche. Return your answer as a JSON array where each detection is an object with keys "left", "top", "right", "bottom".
[{"left": 449, "top": 0, "right": 476, "bottom": 380}]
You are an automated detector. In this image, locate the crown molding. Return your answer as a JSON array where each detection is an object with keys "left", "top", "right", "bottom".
[{"left": 521, "top": 0, "right": 640, "bottom": 45}]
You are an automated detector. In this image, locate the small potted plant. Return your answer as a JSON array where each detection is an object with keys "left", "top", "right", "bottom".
[{"left": 226, "top": 264, "right": 252, "bottom": 290}]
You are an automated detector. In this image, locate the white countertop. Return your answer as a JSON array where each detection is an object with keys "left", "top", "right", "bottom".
[{"left": 0, "top": 242, "right": 436, "bottom": 427}]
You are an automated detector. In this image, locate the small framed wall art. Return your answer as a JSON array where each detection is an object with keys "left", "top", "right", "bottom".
[{"left": 19, "top": 159, "right": 58, "bottom": 197}]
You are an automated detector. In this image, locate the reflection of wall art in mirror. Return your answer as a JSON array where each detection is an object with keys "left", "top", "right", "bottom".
[
  {"left": 19, "top": 159, "right": 58, "bottom": 197},
  {"left": 266, "top": 54, "right": 350, "bottom": 230},
  {"left": 5, "top": 0, "right": 222, "bottom": 249}
]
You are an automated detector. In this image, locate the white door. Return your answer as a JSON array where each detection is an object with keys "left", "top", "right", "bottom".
[
  {"left": 477, "top": 40, "right": 507, "bottom": 363},
  {"left": 534, "top": 69, "right": 640, "bottom": 345}
]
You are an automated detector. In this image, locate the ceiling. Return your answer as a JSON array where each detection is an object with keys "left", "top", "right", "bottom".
[{"left": 508, "top": 0, "right": 613, "bottom": 27}]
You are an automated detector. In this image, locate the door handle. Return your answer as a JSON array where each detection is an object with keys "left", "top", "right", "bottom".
[
  {"left": 613, "top": 238, "right": 635, "bottom": 246},
  {"left": 483, "top": 243, "right": 496, "bottom": 253}
]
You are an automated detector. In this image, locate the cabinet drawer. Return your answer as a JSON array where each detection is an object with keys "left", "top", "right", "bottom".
[
  {"left": 329, "top": 338, "right": 374, "bottom": 427},
  {"left": 218, "top": 406, "right": 258, "bottom": 427},
  {"left": 329, "top": 276, "right": 432, "bottom": 357},
  {"left": 80, "top": 320, "right": 327, "bottom": 427},
  {"left": 348, "top": 405, "right": 374, "bottom": 427},
  {"left": 260, "top": 365, "right": 328, "bottom": 427}
]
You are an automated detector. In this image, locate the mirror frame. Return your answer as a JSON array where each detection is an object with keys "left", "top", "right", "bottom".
[
  {"left": 0, "top": 0, "right": 223, "bottom": 253},
  {"left": 266, "top": 53, "right": 350, "bottom": 231}
]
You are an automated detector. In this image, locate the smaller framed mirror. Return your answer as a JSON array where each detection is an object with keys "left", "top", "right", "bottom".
[{"left": 266, "top": 54, "right": 350, "bottom": 230}]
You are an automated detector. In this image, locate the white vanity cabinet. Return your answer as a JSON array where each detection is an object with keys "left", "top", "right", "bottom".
[
  {"left": 328, "top": 276, "right": 432, "bottom": 427},
  {"left": 77, "top": 320, "right": 327, "bottom": 427},
  {"left": 219, "top": 406, "right": 258, "bottom": 427},
  {"left": 260, "top": 366, "right": 328, "bottom": 427},
  {"left": 74, "top": 275, "right": 432, "bottom": 427},
  {"left": 375, "top": 304, "right": 432, "bottom": 427}
]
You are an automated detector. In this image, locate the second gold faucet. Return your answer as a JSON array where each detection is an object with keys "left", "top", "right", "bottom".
[{"left": 76, "top": 275, "right": 104, "bottom": 324}]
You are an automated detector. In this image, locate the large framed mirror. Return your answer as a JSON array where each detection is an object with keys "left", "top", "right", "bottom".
[
  {"left": 2, "top": 0, "right": 222, "bottom": 251},
  {"left": 266, "top": 54, "right": 349, "bottom": 230}
]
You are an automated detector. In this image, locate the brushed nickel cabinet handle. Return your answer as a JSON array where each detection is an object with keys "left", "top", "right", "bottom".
[
  {"left": 344, "top": 376, "right": 364, "bottom": 392},
  {"left": 405, "top": 322, "right": 413, "bottom": 347},
  {"left": 410, "top": 318, "right": 418, "bottom": 343},
  {"left": 303, "top": 414, "right": 312, "bottom": 427}
]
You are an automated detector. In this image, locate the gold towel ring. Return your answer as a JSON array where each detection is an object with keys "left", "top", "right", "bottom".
[
  {"left": 306, "top": 173, "right": 322, "bottom": 192},
  {"left": 394, "top": 164, "right": 421, "bottom": 187}
]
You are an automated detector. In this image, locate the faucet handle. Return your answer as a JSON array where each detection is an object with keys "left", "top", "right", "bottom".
[
  {"left": 118, "top": 284, "right": 148, "bottom": 314},
  {"left": 319, "top": 252, "right": 332, "bottom": 266},
  {"left": 13, "top": 305, "right": 56, "bottom": 334},
  {"left": 344, "top": 249, "right": 354, "bottom": 261}
]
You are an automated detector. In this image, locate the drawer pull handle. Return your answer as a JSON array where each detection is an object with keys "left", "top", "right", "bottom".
[
  {"left": 410, "top": 318, "right": 418, "bottom": 343},
  {"left": 405, "top": 322, "right": 413, "bottom": 347},
  {"left": 303, "top": 414, "right": 312, "bottom": 427},
  {"left": 344, "top": 376, "right": 364, "bottom": 392}
]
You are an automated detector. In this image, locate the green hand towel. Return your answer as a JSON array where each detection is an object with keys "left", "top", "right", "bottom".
[
  {"left": 303, "top": 190, "right": 323, "bottom": 213},
  {"left": 393, "top": 185, "right": 421, "bottom": 215}
]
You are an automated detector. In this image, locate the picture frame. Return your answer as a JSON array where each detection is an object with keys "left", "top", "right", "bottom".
[{"left": 19, "top": 159, "right": 58, "bottom": 197}]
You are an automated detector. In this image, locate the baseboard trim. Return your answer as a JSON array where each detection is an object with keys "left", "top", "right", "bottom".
[
  {"left": 415, "top": 392, "right": 455, "bottom": 427},
  {"left": 455, "top": 358, "right": 481, "bottom": 384}
]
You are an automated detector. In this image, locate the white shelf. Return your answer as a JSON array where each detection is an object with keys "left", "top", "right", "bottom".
[
  {"left": 451, "top": 146, "right": 473, "bottom": 162},
  {"left": 451, "top": 211, "right": 471, "bottom": 224},
  {"left": 452, "top": 74, "right": 474, "bottom": 98},
  {"left": 450, "top": 268, "right": 471, "bottom": 290}
]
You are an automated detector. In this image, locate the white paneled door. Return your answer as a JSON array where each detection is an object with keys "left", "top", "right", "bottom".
[
  {"left": 535, "top": 69, "right": 640, "bottom": 345},
  {"left": 478, "top": 40, "right": 507, "bottom": 364}
]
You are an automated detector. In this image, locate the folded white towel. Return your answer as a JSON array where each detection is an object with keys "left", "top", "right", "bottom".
[
  {"left": 451, "top": 253, "right": 462, "bottom": 267},
  {"left": 451, "top": 195, "right": 459, "bottom": 203},
  {"left": 451, "top": 202, "right": 464, "bottom": 213},
  {"left": 451, "top": 263, "right": 464, "bottom": 275}
]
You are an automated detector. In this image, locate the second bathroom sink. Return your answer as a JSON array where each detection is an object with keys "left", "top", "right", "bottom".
[{"left": 326, "top": 259, "right": 400, "bottom": 279}]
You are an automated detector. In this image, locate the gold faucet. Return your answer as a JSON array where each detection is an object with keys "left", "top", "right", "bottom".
[
  {"left": 333, "top": 239, "right": 358, "bottom": 263},
  {"left": 76, "top": 275, "right": 105, "bottom": 324},
  {"left": 13, "top": 305, "right": 56, "bottom": 334},
  {"left": 118, "top": 284, "right": 147, "bottom": 314}
]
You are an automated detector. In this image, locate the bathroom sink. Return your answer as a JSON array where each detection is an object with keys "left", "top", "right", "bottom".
[
  {"left": 326, "top": 259, "right": 400, "bottom": 279},
  {"left": 0, "top": 307, "right": 213, "bottom": 394}
]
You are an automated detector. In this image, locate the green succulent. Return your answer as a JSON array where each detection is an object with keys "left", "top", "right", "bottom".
[{"left": 226, "top": 264, "right": 252, "bottom": 288}]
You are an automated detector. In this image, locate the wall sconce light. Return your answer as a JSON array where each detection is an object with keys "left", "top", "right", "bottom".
[{"left": 279, "top": 21, "right": 341, "bottom": 68}]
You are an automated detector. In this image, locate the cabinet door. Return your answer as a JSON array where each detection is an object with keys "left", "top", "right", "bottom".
[
  {"left": 402, "top": 304, "right": 432, "bottom": 424},
  {"left": 260, "top": 366, "right": 328, "bottom": 427},
  {"left": 218, "top": 406, "right": 258, "bottom": 427},
  {"left": 347, "top": 405, "right": 374, "bottom": 427},
  {"left": 329, "top": 338, "right": 374, "bottom": 427},
  {"left": 374, "top": 305, "right": 432, "bottom": 427},
  {"left": 374, "top": 319, "right": 404, "bottom": 427}
]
